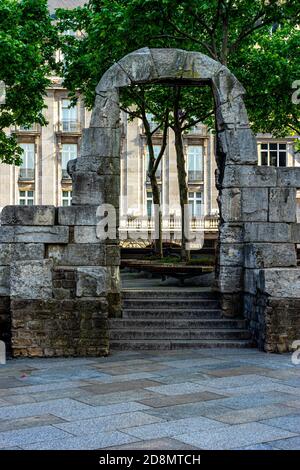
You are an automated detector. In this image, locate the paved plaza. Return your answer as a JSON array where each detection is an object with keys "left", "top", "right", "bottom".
[{"left": 0, "top": 348, "right": 300, "bottom": 450}]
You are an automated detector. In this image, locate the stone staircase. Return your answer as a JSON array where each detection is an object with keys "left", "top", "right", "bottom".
[{"left": 109, "top": 290, "right": 253, "bottom": 350}]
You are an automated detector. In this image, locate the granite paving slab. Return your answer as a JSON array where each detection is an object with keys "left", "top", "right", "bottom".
[
  {"left": 0, "top": 414, "right": 65, "bottom": 433},
  {"left": 54, "top": 401, "right": 151, "bottom": 421},
  {"left": 82, "top": 379, "right": 162, "bottom": 395},
  {"left": 145, "top": 382, "right": 209, "bottom": 396},
  {"left": 77, "top": 389, "right": 161, "bottom": 406},
  {"left": 0, "top": 425, "right": 70, "bottom": 449},
  {"left": 53, "top": 411, "right": 162, "bottom": 435},
  {"left": 268, "top": 436, "right": 300, "bottom": 450},
  {"left": 214, "top": 404, "right": 298, "bottom": 425},
  {"left": 106, "top": 438, "right": 198, "bottom": 450},
  {"left": 259, "top": 414, "right": 300, "bottom": 433},
  {"left": 176, "top": 422, "right": 297, "bottom": 449},
  {"left": 123, "top": 416, "right": 229, "bottom": 440},
  {"left": 139, "top": 391, "right": 226, "bottom": 408},
  {"left": 0, "top": 398, "right": 97, "bottom": 420},
  {"left": 212, "top": 391, "right": 298, "bottom": 410},
  {"left": 21, "top": 430, "right": 138, "bottom": 450},
  {"left": 143, "top": 402, "right": 232, "bottom": 421}
]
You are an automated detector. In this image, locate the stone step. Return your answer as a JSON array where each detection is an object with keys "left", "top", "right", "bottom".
[
  {"left": 109, "top": 318, "right": 247, "bottom": 329},
  {"left": 109, "top": 339, "right": 255, "bottom": 350},
  {"left": 122, "top": 308, "right": 223, "bottom": 319},
  {"left": 109, "top": 328, "right": 251, "bottom": 341},
  {"left": 122, "top": 290, "right": 216, "bottom": 299},
  {"left": 123, "top": 299, "right": 220, "bottom": 309}
]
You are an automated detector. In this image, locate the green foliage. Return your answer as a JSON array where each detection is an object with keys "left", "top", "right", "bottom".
[{"left": 0, "top": 0, "right": 59, "bottom": 164}]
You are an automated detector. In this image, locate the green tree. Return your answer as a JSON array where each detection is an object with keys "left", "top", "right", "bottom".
[{"left": 0, "top": 0, "right": 59, "bottom": 164}]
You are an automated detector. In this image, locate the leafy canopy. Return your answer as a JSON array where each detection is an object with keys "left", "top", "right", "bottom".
[{"left": 0, "top": 0, "right": 59, "bottom": 164}]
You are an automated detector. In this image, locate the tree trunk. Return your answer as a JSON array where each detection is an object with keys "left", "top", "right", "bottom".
[
  {"left": 144, "top": 124, "right": 163, "bottom": 259},
  {"left": 150, "top": 174, "right": 163, "bottom": 258},
  {"left": 173, "top": 87, "right": 190, "bottom": 262}
]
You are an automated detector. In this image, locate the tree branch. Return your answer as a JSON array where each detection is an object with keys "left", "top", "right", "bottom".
[{"left": 181, "top": 109, "right": 214, "bottom": 131}]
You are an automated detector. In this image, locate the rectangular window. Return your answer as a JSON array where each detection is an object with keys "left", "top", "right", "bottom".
[
  {"left": 19, "top": 143, "right": 35, "bottom": 180},
  {"left": 61, "top": 99, "right": 77, "bottom": 131},
  {"left": 188, "top": 146, "right": 203, "bottom": 181},
  {"left": 62, "top": 190, "right": 72, "bottom": 206},
  {"left": 146, "top": 191, "right": 153, "bottom": 218},
  {"left": 19, "top": 190, "right": 34, "bottom": 205},
  {"left": 62, "top": 144, "right": 77, "bottom": 178},
  {"left": 260, "top": 142, "right": 287, "bottom": 167},
  {"left": 188, "top": 191, "right": 203, "bottom": 217},
  {"left": 146, "top": 145, "right": 162, "bottom": 180}
]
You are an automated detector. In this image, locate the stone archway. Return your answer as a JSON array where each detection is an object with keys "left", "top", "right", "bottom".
[
  {"left": 1, "top": 48, "right": 300, "bottom": 357},
  {"left": 70, "top": 47, "right": 259, "bottom": 317}
]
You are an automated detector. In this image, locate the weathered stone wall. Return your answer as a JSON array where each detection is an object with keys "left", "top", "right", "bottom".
[
  {"left": 0, "top": 206, "right": 115, "bottom": 357},
  {"left": 242, "top": 168, "right": 300, "bottom": 352}
]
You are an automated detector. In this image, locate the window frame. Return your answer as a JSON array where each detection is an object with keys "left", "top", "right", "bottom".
[
  {"left": 188, "top": 191, "right": 203, "bottom": 217},
  {"left": 61, "top": 143, "right": 77, "bottom": 178},
  {"left": 19, "top": 190, "right": 34, "bottom": 206},
  {"left": 61, "top": 99, "right": 78, "bottom": 132},
  {"left": 62, "top": 190, "right": 73, "bottom": 207},
  {"left": 187, "top": 145, "right": 204, "bottom": 182},
  {"left": 259, "top": 142, "right": 287, "bottom": 167}
]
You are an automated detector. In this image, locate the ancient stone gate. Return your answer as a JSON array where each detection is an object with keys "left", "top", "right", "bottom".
[{"left": 0, "top": 48, "right": 300, "bottom": 356}]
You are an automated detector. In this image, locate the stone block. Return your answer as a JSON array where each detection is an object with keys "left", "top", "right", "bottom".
[
  {"left": 184, "top": 51, "right": 223, "bottom": 80},
  {"left": 277, "top": 168, "right": 300, "bottom": 187},
  {"left": 74, "top": 226, "right": 99, "bottom": 244},
  {"left": 218, "top": 128, "right": 257, "bottom": 165},
  {"left": 106, "top": 245, "right": 120, "bottom": 266},
  {"left": 71, "top": 172, "right": 120, "bottom": 206},
  {"left": 219, "top": 243, "right": 244, "bottom": 266},
  {"left": 219, "top": 223, "right": 244, "bottom": 243},
  {"left": 269, "top": 188, "right": 297, "bottom": 223},
  {"left": 74, "top": 222, "right": 119, "bottom": 244},
  {"left": 216, "top": 97, "right": 249, "bottom": 129},
  {"left": 223, "top": 165, "right": 277, "bottom": 188},
  {"left": 0, "top": 266, "right": 10, "bottom": 296},
  {"left": 96, "top": 63, "right": 131, "bottom": 92},
  {"left": 90, "top": 89, "right": 120, "bottom": 128},
  {"left": 0, "top": 226, "right": 69, "bottom": 243},
  {"left": 244, "top": 268, "right": 260, "bottom": 294},
  {"left": 0, "top": 243, "right": 44, "bottom": 265},
  {"left": 72, "top": 155, "right": 120, "bottom": 175},
  {"left": 244, "top": 223, "right": 291, "bottom": 243},
  {"left": 218, "top": 266, "right": 243, "bottom": 293},
  {"left": 117, "top": 47, "right": 158, "bottom": 83},
  {"left": 150, "top": 48, "right": 188, "bottom": 79},
  {"left": 213, "top": 67, "right": 245, "bottom": 103},
  {"left": 80, "top": 127, "right": 120, "bottom": 158},
  {"left": 0, "top": 227, "right": 15, "bottom": 243},
  {"left": 0, "top": 206, "right": 55, "bottom": 226},
  {"left": 10, "top": 260, "right": 53, "bottom": 300},
  {"left": 241, "top": 188, "right": 268, "bottom": 222},
  {"left": 58, "top": 206, "right": 101, "bottom": 226},
  {"left": 220, "top": 188, "right": 241, "bottom": 222},
  {"left": 76, "top": 266, "right": 120, "bottom": 297},
  {"left": 48, "top": 244, "right": 106, "bottom": 266},
  {"left": 245, "top": 243, "right": 297, "bottom": 269},
  {"left": 291, "top": 223, "right": 300, "bottom": 243},
  {"left": 258, "top": 268, "right": 300, "bottom": 298}
]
